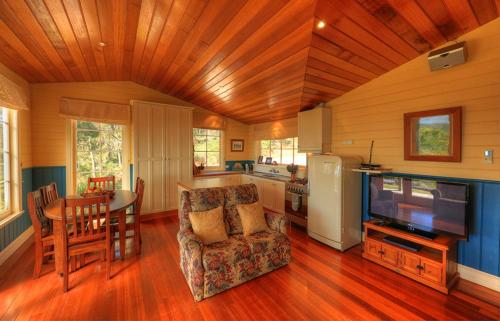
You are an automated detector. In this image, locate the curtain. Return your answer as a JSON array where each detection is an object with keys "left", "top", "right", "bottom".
[
  {"left": 59, "top": 97, "right": 130, "bottom": 124},
  {"left": 0, "top": 73, "right": 29, "bottom": 111},
  {"left": 193, "top": 110, "right": 226, "bottom": 130}
]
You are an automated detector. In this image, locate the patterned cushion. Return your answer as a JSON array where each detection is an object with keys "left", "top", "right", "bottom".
[
  {"left": 202, "top": 235, "right": 263, "bottom": 298},
  {"left": 244, "top": 230, "right": 290, "bottom": 254},
  {"left": 202, "top": 236, "right": 251, "bottom": 271},
  {"left": 223, "top": 184, "right": 259, "bottom": 234}
]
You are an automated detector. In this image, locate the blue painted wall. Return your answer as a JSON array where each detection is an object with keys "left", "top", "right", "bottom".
[
  {"left": 31, "top": 166, "right": 66, "bottom": 196},
  {"left": 0, "top": 166, "right": 66, "bottom": 252},
  {"left": 361, "top": 173, "right": 500, "bottom": 276},
  {"left": 0, "top": 168, "right": 34, "bottom": 251}
]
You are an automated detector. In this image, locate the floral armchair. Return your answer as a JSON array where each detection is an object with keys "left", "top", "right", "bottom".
[{"left": 178, "top": 184, "right": 291, "bottom": 301}]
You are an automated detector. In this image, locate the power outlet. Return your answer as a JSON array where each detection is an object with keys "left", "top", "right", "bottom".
[{"left": 483, "top": 150, "right": 493, "bottom": 164}]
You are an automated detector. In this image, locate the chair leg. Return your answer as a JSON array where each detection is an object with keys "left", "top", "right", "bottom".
[
  {"left": 134, "top": 221, "right": 141, "bottom": 255},
  {"left": 106, "top": 243, "right": 111, "bottom": 280},
  {"left": 33, "top": 242, "right": 43, "bottom": 278},
  {"left": 63, "top": 255, "right": 69, "bottom": 292},
  {"left": 119, "top": 211, "right": 126, "bottom": 259}
]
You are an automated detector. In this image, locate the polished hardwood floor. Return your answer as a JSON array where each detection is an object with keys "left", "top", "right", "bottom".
[{"left": 0, "top": 215, "right": 498, "bottom": 321}]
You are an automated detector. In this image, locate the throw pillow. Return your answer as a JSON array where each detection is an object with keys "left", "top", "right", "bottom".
[
  {"left": 236, "top": 201, "right": 269, "bottom": 236},
  {"left": 189, "top": 206, "right": 228, "bottom": 245}
]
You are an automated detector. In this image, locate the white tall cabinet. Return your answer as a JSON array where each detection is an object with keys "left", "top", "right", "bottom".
[{"left": 131, "top": 100, "right": 193, "bottom": 213}]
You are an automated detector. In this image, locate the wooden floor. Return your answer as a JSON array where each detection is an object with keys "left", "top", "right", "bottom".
[{"left": 0, "top": 215, "right": 498, "bottom": 321}]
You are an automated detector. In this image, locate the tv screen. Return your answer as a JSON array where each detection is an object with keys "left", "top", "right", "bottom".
[{"left": 369, "top": 176, "right": 469, "bottom": 237}]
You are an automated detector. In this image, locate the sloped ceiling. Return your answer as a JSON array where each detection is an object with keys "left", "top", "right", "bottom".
[{"left": 0, "top": 0, "right": 498, "bottom": 123}]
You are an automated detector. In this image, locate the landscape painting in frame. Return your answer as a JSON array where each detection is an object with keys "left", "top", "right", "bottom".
[{"left": 404, "top": 107, "right": 462, "bottom": 162}]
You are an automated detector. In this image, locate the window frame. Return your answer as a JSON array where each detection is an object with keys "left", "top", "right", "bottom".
[
  {"left": 259, "top": 137, "right": 306, "bottom": 166},
  {"left": 68, "top": 120, "right": 130, "bottom": 194},
  {"left": 193, "top": 128, "right": 224, "bottom": 170},
  {"left": 0, "top": 108, "right": 11, "bottom": 218},
  {"left": 0, "top": 108, "right": 21, "bottom": 223}
]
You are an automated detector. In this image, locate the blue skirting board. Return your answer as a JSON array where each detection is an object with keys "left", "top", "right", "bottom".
[{"left": 362, "top": 173, "right": 500, "bottom": 277}]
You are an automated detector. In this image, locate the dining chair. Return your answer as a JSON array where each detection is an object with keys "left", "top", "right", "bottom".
[
  {"left": 60, "top": 194, "right": 112, "bottom": 292},
  {"left": 40, "top": 182, "right": 58, "bottom": 205},
  {"left": 27, "top": 191, "right": 54, "bottom": 278},
  {"left": 88, "top": 176, "right": 115, "bottom": 191},
  {"left": 111, "top": 177, "right": 145, "bottom": 257}
]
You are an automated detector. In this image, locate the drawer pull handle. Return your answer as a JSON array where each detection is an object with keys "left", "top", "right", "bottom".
[
  {"left": 416, "top": 265, "right": 424, "bottom": 270},
  {"left": 378, "top": 250, "right": 385, "bottom": 255}
]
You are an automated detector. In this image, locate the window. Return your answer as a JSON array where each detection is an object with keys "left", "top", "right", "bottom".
[
  {"left": 75, "top": 121, "right": 123, "bottom": 193},
  {"left": 0, "top": 108, "right": 10, "bottom": 215},
  {"left": 193, "top": 128, "right": 222, "bottom": 168},
  {"left": 259, "top": 137, "right": 306, "bottom": 165}
]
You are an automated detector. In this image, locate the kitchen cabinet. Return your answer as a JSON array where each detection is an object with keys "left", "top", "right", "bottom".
[
  {"left": 242, "top": 175, "right": 285, "bottom": 214},
  {"left": 298, "top": 106, "right": 331, "bottom": 153},
  {"left": 132, "top": 100, "right": 193, "bottom": 213}
]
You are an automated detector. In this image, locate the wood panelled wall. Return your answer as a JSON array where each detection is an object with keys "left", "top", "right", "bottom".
[
  {"left": 328, "top": 18, "right": 500, "bottom": 181},
  {"left": 30, "top": 81, "right": 249, "bottom": 166}
]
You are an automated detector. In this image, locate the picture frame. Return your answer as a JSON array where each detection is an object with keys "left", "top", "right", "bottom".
[
  {"left": 231, "top": 139, "right": 244, "bottom": 152},
  {"left": 404, "top": 106, "right": 462, "bottom": 162},
  {"left": 257, "top": 156, "right": 264, "bottom": 164},
  {"left": 265, "top": 157, "right": 272, "bottom": 165}
]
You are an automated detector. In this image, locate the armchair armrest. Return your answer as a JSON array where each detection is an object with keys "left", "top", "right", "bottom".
[
  {"left": 177, "top": 229, "right": 205, "bottom": 301},
  {"left": 265, "top": 211, "right": 288, "bottom": 234}
]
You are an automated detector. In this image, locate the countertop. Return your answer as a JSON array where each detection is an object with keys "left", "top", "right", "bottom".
[{"left": 178, "top": 171, "right": 290, "bottom": 190}]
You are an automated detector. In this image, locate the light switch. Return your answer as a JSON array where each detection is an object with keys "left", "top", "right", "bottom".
[{"left": 483, "top": 149, "right": 493, "bottom": 164}]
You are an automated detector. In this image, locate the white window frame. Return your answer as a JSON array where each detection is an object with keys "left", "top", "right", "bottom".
[
  {"left": 0, "top": 108, "right": 21, "bottom": 224},
  {"left": 193, "top": 128, "right": 224, "bottom": 170},
  {"left": 259, "top": 137, "right": 306, "bottom": 166},
  {"left": 66, "top": 119, "right": 130, "bottom": 195}
]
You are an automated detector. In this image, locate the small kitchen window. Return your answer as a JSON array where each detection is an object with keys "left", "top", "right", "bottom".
[
  {"left": 193, "top": 128, "right": 222, "bottom": 168},
  {"left": 260, "top": 137, "right": 306, "bottom": 166}
]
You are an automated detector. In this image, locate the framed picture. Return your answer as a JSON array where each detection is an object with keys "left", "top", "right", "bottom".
[
  {"left": 257, "top": 156, "right": 264, "bottom": 164},
  {"left": 265, "top": 157, "right": 272, "bottom": 165},
  {"left": 231, "top": 139, "right": 244, "bottom": 152},
  {"left": 404, "top": 106, "right": 462, "bottom": 162}
]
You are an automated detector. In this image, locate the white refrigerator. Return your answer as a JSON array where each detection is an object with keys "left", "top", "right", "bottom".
[{"left": 307, "top": 155, "right": 362, "bottom": 251}]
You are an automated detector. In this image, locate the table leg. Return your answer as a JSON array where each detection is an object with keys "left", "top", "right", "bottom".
[
  {"left": 119, "top": 210, "right": 126, "bottom": 259},
  {"left": 53, "top": 220, "right": 64, "bottom": 276}
]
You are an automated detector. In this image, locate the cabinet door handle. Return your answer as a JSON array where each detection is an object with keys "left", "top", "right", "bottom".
[
  {"left": 416, "top": 264, "right": 424, "bottom": 270},
  {"left": 378, "top": 250, "right": 385, "bottom": 255}
]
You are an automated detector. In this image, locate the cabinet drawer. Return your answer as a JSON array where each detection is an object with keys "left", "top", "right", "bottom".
[
  {"left": 400, "top": 252, "right": 421, "bottom": 275},
  {"left": 365, "top": 239, "right": 382, "bottom": 259},
  {"left": 421, "top": 259, "right": 442, "bottom": 284},
  {"left": 380, "top": 244, "right": 399, "bottom": 266}
]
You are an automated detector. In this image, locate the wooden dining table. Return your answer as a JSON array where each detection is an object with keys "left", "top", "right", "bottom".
[{"left": 44, "top": 190, "right": 137, "bottom": 275}]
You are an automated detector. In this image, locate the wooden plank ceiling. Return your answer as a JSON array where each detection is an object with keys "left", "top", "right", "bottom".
[{"left": 0, "top": 0, "right": 498, "bottom": 123}]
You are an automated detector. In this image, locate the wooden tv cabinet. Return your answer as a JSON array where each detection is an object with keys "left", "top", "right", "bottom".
[{"left": 362, "top": 220, "right": 459, "bottom": 294}]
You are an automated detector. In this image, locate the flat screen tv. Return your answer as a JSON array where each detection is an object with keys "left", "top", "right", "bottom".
[{"left": 369, "top": 176, "right": 469, "bottom": 238}]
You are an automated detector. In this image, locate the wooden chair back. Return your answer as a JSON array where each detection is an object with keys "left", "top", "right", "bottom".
[
  {"left": 40, "top": 182, "right": 58, "bottom": 205},
  {"left": 88, "top": 176, "right": 115, "bottom": 191},
  {"left": 61, "top": 195, "right": 111, "bottom": 245},
  {"left": 27, "top": 190, "right": 49, "bottom": 238},
  {"left": 135, "top": 178, "right": 145, "bottom": 215}
]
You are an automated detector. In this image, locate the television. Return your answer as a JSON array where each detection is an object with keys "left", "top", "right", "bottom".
[{"left": 369, "top": 176, "right": 469, "bottom": 239}]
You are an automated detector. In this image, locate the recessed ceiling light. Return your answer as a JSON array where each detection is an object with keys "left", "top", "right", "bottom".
[
  {"left": 97, "top": 42, "right": 107, "bottom": 47},
  {"left": 316, "top": 20, "right": 326, "bottom": 29}
]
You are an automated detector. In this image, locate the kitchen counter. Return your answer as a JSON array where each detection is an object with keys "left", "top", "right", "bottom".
[
  {"left": 178, "top": 172, "right": 290, "bottom": 191},
  {"left": 194, "top": 170, "right": 242, "bottom": 177}
]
